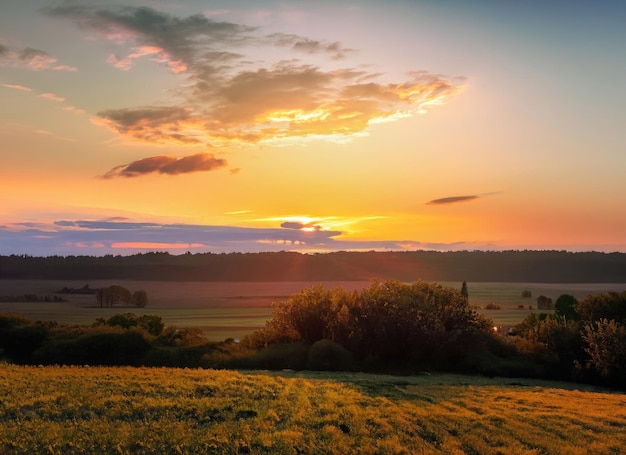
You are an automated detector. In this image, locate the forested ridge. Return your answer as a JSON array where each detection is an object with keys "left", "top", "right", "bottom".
[{"left": 2, "top": 250, "right": 626, "bottom": 282}]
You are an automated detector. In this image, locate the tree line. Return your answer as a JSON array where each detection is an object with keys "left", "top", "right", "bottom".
[
  {"left": 2, "top": 250, "right": 626, "bottom": 282},
  {"left": 0, "top": 280, "right": 624, "bottom": 388}
]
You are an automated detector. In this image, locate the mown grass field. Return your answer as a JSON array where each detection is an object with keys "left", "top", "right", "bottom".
[
  {"left": 0, "top": 365, "right": 624, "bottom": 454},
  {"left": 1, "top": 280, "right": 625, "bottom": 339}
]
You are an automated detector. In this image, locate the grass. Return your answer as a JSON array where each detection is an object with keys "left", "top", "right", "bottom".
[{"left": 0, "top": 365, "right": 624, "bottom": 454}]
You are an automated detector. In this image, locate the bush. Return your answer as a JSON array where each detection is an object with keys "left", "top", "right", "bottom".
[
  {"left": 0, "top": 323, "right": 49, "bottom": 363},
  {"left": 582, "top": 319, "right": 626, "bottom": 384},
  {"left": 307, "top": 339, "right": 354, "bottom": 371},
  {"left": 248, "top": 342, "right": 309, "bottom": 370},
  {"left": 35, "top": 330, "right": 151, "bottom": 366}
]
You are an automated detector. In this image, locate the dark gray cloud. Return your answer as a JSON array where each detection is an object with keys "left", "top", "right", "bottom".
[
  {"left": 281, "top": 221, "right": 308, "bottom": 230},
  {"left": 19, "top": 47, "right": 48, "bottom": 60},
  {"left": 102, "top": 153, "right": 227, "bottom": 178},
  {"left": 426, "top": 195, "right": 479, "bottom": 205},
  {"left": 0, "top": 42, "right": 76, "bottom": 71},
  {"left": 46, "top": 5, "right": 255, "bottom": 65}
]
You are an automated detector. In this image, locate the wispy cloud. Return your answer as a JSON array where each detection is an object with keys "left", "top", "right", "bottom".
[
  {"left": 46, "top": 4, "right": 463, "bottom": 177},
  {"left": 33, "top": 129, "right": 75, "bottom": 142},
  {"left": 39, "top": 92, "right": 65, "bottom": 102},
  {"left": 266, "top": 33, "right": 354, "bottom": 60},
  {"left": 102, "top": 153, "right": 227, "bottom": 178},
  {"left": 62, "top": 106, "right": 87, "bottom": 115},
  {"left": 1, "top": 83, "right": 33, "bottom": 92},
  {"left": 427, "top": 195, "right": 479, "bottom": 205},
  {"left": 0, "top": 42, "right": 77, "bottom": 71},
  {"left": 426, "top": 192, "right": 502, "bottom": 206}
]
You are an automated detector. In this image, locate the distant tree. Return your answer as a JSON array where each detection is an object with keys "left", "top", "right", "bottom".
[
  {"left": 576, "top": 292, "right": 626, "bottom": 323},
  {"left": 96, "top": 285, "right": 132, "bottom": 308},
  {"left": 537, "top": 295, "right": 554, "bottom": 310},
  {"left": 461, "top": 281, "right": 469, "bottom": 300},
  {"left": 521, "top": 290, "right": 532, "bottom": 298},
  {"left": 555, "top": 294, "right": 579, "bottom": 321},
  {"left": 132, "top": 290, "right": 149, "bottom": 308}
]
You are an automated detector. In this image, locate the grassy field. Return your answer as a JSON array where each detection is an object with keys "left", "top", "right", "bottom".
[
  {"left": 0, "top": 365, "right": 624, "bottom": 454},
  {"left": 1, "top": 280, "right": 625, "bottom": 339}
]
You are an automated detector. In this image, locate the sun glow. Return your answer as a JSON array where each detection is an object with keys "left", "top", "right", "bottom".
[{"left": 265, "top": 108, "right": 331, "bottom": 124}]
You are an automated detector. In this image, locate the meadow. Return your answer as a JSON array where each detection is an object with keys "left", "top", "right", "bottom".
[
  {"left": 0, "top": 365, "right": 624, "bottom": 454},
  {"left": 1, "top": 280, "right": 625, "bottom": 340}
]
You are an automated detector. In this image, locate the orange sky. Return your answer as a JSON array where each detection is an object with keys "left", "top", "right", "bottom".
[{"left": 1, "top": 1, "right": 625, "bottom": 255}]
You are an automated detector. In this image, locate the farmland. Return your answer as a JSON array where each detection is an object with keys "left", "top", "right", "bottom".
[
  {"left": 1, "top": 365, "right": 624, "bottom": 454},
  {"left": 1, "top": 280, "right": 625, "bottom": 340}
]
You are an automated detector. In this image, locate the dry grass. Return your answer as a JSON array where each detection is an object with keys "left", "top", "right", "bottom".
[{"left": 0, "top": 365, "right": 624, "bottom": 454}]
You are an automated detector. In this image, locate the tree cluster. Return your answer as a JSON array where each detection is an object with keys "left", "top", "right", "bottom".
[
  {"left": 511, "top": 291, "right": 626, "bottom": 387},
  {"left": 96, "top": 285, "right": 148, "bottom": 308},
  {"left": 243, "top": 280, "right": 493, "bottom": 371}
]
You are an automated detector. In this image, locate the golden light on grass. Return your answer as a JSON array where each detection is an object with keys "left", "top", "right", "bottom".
[{"left": 1, "top": 366, "right": 624, "bottom": 454}]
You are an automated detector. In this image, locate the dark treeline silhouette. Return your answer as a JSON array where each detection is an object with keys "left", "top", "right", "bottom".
[{"left": 2, "top": 250, "right": 626, "bottom": 282}]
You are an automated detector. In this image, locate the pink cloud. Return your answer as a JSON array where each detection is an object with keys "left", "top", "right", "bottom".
[
  {"left": 1, "top": 83, "right": 33, "bottom": 92},
  {"left": 39, "top": 92, "right": 65, "bottom": 102}
]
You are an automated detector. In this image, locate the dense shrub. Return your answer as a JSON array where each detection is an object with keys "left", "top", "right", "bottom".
[
  {"left": 0, "top": 323, "right": 49, "bottom": 363},
  {"left": 105, "top": 313, "right": 164, "bottom": 336},
  {"left": 582, "top": 319, "right": 626, "bottom": 385},
  {"left": 306, "top": 339, "right": 354, "bottom": 371},
  {"left": 35, "top": 330, "right": 151, "bottom": 365},
  {"left": 247, "top": 342, "right": 310, "bottom": 370}
]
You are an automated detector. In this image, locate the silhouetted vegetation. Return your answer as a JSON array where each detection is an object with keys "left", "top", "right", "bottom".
[
  {"left": 2, "top": 250, "right": 626, "bottom": 282},
  {"left": 96, "top": 285, "right": 148, "bottom": 308},
  {"left": 0, "top": 294, "right": 66, "bottom": 303},
  {"left": 1, "top": 281, "right": 625, "bottom": 389},
  {"left": 246, "top": 280, "right": 492, "bottom": 371},
  {"left": 58, "top": 284, "right": 97, "bottom": 294},
  {"left": 510, "top": 291, "right": 626, "bottom": 387}
]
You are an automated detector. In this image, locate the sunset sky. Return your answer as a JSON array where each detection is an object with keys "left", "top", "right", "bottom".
[{"left": 1, "top": 1, "right": 625, "bottom": 255}]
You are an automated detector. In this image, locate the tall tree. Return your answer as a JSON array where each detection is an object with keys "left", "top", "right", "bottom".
[{"left": 461, "top": 281, "right": 469, "bottom": 300}]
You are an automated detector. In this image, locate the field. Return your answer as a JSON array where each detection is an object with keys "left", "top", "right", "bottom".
[
  {"left": 0, "top": 365, "right": 624, "bottom": 454},
  {"left": 1, "top": 280, "right": 625, "bottom": 340}
]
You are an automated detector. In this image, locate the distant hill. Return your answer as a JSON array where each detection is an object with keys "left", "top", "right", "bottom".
[{"left": 1, "top": 250, "right": 626, "bottom": 283}]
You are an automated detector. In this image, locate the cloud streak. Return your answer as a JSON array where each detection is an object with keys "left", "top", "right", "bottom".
[
  {"left": 427, "top": 195, "right": 479, "bottom": 205},
  {"left": 2, "top": 83, "right": 33, "bottom": 92},
  {"left": 102, "top": 153, "right": 228, "bottom": 178},
  {"left": 45, "top": 4, "right": 463, "bottom": 177}
]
